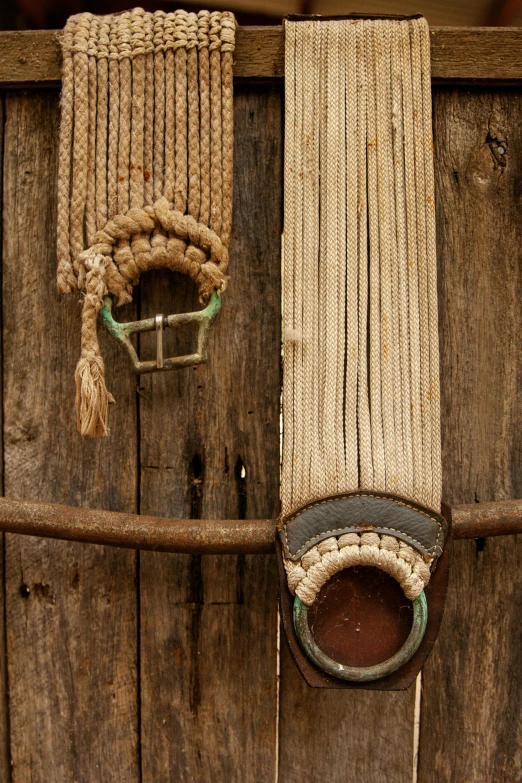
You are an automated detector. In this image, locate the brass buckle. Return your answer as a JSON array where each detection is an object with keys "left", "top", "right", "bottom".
[{"left": 99, "top": 289, "right": 221, "bottom": 374}]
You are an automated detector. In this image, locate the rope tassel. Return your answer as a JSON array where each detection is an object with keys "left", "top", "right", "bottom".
[
  {"left": 57, "top": 8, "right": 236, "bottom": 436},
  {"left": 74, "top": 253, "right": 114, "bottom": 437},
  {"left": 75, "top": 356, "right": 115, "bottom": 438}
]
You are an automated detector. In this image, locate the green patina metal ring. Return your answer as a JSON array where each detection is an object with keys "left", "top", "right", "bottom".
[{"left": 293, "top": 589, "right": 428, "bottom": 682}]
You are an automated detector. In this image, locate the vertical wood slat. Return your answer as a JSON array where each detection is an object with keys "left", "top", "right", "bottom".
[
  {"left": 0, "top": 531, "right": 8, "bottom": 783},
  {"left": 2, "top": 92, "right": 140, "bottom": 783},
  {"left": 138, "top": 85, "right": 282, "bottom": 782},
  {"left": 0, "top": 92, "right": 11, "bottom": 783},
  {"left": 418, "top": 89, "right": 522, "bottom": 782},
  {"left": 278, "top": 645, "right": 416, "bottom": 781}
]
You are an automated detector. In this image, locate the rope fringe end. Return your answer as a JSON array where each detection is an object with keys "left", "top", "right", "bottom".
[{"left": 75, "top": 355, "right": 115, "bottom": 437}]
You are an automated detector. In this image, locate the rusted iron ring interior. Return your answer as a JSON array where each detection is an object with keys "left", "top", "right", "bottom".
[{"left": 293, "top": 589, "right": 428, "bottom": 682}]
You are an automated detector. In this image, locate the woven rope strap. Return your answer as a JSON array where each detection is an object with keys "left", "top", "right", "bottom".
[
  {"left": 57, "top": 8, "right": 235, "bottom": 436},
  {"left": 282, "top": 17, "right": 441, "bottom": 603}
]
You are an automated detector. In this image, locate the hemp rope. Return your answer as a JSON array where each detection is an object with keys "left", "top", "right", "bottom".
[
  {"left": 282, "top": 17, "right": 442, "bottom": 605},
  {"left": 57, "top": 8, "right": 235, "bottom": 437}
]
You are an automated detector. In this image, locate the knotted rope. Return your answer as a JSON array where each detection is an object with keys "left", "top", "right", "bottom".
[
  {"left": 282, "top": 17, "right": 441, "bottom": 602},
  {"left": 284, "top": 532, "right": 431, "bottom": 606},
  {"left": 57, "top": 8, "right": 235, "bottom": 436}
]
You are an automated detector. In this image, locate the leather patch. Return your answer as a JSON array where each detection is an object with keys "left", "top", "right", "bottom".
[
  {"left": 279, "top": 490, "right": 447, "bottom": 562},
  {"left": 277, "top": 502, "right": 452, "bottom": 690}
]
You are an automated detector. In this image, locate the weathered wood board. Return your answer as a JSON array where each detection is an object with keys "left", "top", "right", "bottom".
[
  {"left": 2, "top": 27, "right": 522, "bottom": 86},
  {"left": 279, "top": 653, "right": 417, "bottom": 782},
  {"left": 2, "top": 91, "right": 140, "bottom": 783},
  {"left": 0, "top": 79, "right": 520, "bottom": 783},
  {"left": 419, "top": 88, "right": 522, "bottom": 782},
  {"left": 0, "top": 93, "right": 9, "bottom": 783},
  {"left": 138, "top": 85, "right": 282, "bottom": 783}
]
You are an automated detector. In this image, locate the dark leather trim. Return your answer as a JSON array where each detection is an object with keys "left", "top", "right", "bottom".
[
  {"left": 278, "top": 490, "right": 447, "bottom": 562},
  {"left": 285, "top": 13, "right": 423, "bottom": 21},
  {"left": 277, "top": 502, "right": 452, "bottom": 690}
]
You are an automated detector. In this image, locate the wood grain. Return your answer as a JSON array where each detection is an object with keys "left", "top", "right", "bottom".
[
  {"left": 0, "top": 527, "right": 8, "bottom": 783},
  {"left": 279, "top": 642, "right": 416, "bottom": 782},
  {"left": 0, "top": 93, "right": 11, "bottom": 783},
  {"left": 138, "top": 85, "right": 282, "bottom": 782},
  {"left": 418, "top": 88, "right": 522, "bottom": 782},
  {"left": 1, "top": 27, "right": 522, "bottom": 86},
  {"left": 2, "top": 92, "right": 140, "bottom": 783},
  {"left": 429, "top": 27, "right": 522, "bottom": 83},
  {"left": 0, "top": 30, "right": 61, "bottom": 88}
]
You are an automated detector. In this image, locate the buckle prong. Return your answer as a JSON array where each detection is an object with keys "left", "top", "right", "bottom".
[{"left": 155, "top": 314, "right": 164, "bottom": 369}]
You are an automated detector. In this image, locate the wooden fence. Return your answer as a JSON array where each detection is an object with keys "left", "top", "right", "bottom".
[{"left": 0, "top": 25, "right": 520, "bottom": 783}]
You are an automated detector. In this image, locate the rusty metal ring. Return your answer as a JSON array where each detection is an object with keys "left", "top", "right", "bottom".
[{"left": 293, "top": 589, "right": 428, "bottom": 682}]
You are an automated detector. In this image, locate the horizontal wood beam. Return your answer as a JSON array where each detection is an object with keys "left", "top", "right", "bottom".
[
  {"left": 1, "top": 26, "right": 522, "bottom": 88},
  {"left": 0, "top": 496, "right": 520, "bottom": 554}
]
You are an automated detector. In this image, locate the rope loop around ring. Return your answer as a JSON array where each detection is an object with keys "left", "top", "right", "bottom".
[
  {"left": 73, "top": 197, "right": 230, "bottom": 437},
  {"left": 78, "top": 196, "right": 230, "bottom": 308}
]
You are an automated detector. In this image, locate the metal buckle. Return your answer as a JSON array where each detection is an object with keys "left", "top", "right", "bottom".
[{"left": 99, "top": 289, "right": 221, "bottom": 374}]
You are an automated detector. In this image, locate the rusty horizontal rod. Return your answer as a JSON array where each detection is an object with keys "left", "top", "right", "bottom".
[
  {"left": 0, "top": 497, "right": 276, "bottom": 554},
  {"left": 451, "top": 498, "right": 522, "bottom": 540},
  {"left": 0, "top": 496, "right": 520, "bottom": 554}
]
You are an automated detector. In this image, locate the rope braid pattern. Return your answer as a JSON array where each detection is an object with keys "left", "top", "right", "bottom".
[
  {"left": 57, "top": 8, "right": 236, "bottom": 437},
  {"left": 284, "top": 533, "right": 431, "bottom": 606},
  {"left": 282, "top": 18, "right": 441, "bottom": 603}
]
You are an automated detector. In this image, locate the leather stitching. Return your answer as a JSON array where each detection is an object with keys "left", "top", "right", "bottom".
[
  {"left": 279, "top": 492, "right": 445, "bottom": 560},
  {"left": 282, "top": 524, "right": 440, "bottom": 560}
]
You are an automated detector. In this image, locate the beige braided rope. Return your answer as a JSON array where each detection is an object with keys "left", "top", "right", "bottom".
[
  {"left": 58, "top": 9, "right": 236, "bottom": 437},
  {"left": 282, "top": 17, "right": 441, "bottom": 603},
  {"left": 107, "top": 14, "right": 120, "bottom": 223},
  {"left": 284, "top": 533, "right": 432, "bottom": 607}
]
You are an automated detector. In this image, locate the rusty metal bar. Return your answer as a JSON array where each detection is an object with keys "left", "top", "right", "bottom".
[
  {"left": 0, "top": 497, "right": 275, "bottom": 553},
  {"left": 0, "top": 496, "right": 519, "bottom": 553},
  {"left": 451, "top": 498, "right": 522, "bottom": 540}
]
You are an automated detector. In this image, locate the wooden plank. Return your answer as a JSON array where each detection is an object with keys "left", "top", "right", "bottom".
[
  {"left": 2, "top": 92, "right": 140, "bottom": 783},
  {"left": 0, "top": 527, "right": 8, "bottom": 783},
  {"left": 1, "top": 27, "right": 522, "bottom": 86},
  {"left": 0, "top": 92, "right": 11, "bottom": 783},
  {"left": 139, "top": 85, "right": 282, "bottom": 781},
  {"left": 429, "top": 26, "right": 522, "bottom": 82},
  {"left": 234, "top": 25, "right": 285, "bottom": 79},
  {"left": 279, "top": 642, "right": 416, "bottom": 782},
  {"left": 418, "top": 88, "right": 522, "bottom": 781},
  {"left": 0, "top": 31, "right": 61, "bottom": 88}
]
